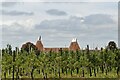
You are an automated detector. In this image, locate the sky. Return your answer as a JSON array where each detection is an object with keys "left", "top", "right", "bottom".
[{"left": 0, "top": 0, "right": 119, "bottom": 50}]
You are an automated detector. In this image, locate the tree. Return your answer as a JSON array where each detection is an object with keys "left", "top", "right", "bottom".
[
  {"left": 21, "top": 42, "right": 37, "bottom": 53},
  {"left": 2, "top": 50, "right": 12, "bottom": 79},
  {"left": 79, "top": 52, "right": 88, "bottom": 77},
  {"left": 107, "top": 41, "right": 117, "bottom": 51}
]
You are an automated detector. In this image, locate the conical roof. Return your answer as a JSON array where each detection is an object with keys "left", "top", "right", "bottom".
[
  {"left": 69, "top": 38, "right": 80, "bottom": 51},
  {"left": 36, "top": 36, "right": 44, "bottom": 51}
]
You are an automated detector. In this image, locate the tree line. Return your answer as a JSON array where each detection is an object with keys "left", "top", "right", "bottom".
[{"left": 1, "top": 44, "right": 120, "bottom": 79}]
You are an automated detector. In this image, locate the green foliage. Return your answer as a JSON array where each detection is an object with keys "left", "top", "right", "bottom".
[{"left": 1, "top": 45, "right": 120, "bottom": 79}]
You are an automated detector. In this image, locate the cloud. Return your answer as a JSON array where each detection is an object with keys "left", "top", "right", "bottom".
[
  {"left": 2, "top": 2, "right": 18, "bottom": 7},
  {"left": 2, "top": 21, "right": 37, "bottom": 48},
  {"left": 35, "top": 16, "right": 83, "bottom": 34},
  {"left": 83, "top": 14, "right": 115, "bottom": 25},
  {"left": 35, "top": 14, "right": 115, "bottom": 32},
  {"left": 46, "top": 9, "right": 67, "bottom": 16},
  {"left": 12, "top": 0, "right": 119, "bottom": 2},
  {"left": 2, "top": 13, "right": 117, "bottom": 48},
  {"left": 1, "top": 10, "right": 34, "bottom": 16},
  {"left": 2, "top": 19, "right": 34, "bottom": 31},
  {"left": 35, "top": 14, "right": 117, "bottom": 41}
]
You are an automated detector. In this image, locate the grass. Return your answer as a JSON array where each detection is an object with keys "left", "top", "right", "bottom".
[{"left": 2, "top": 69, "right": 120, "bottom": 79}]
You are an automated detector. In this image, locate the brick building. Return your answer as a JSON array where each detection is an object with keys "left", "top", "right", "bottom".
[
  {"left": 35, "top": 36, "right": 80, "bottom": 52},
  {"left": 22, "top": 36, "right": 80, "bottom": 52}
]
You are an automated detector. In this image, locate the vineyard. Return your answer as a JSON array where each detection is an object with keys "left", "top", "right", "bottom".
[{"left": 1, "top": 44, "right": 120, "bottom": 79}]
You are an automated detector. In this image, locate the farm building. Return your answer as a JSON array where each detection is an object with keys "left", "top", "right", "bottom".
[{"left": 22, "top": 36, "right": 80, "bottom": 52}]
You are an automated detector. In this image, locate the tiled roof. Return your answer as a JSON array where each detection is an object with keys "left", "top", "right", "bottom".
[
  {"left": 21, "top": 38, "right": 80, "bottom": 53},
  {"left": 23, "top": 37, "right": 81, "bottom": 52},
  {"left": 69, "top": 42, "right": 80, "bottom": 51},
  {"left": 36, "top": 40, "right": 44, "bottom": 51}
]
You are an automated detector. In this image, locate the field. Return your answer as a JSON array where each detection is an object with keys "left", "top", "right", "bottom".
[{"left": 1, "top": 44, "right": 120, "bottom": 79}]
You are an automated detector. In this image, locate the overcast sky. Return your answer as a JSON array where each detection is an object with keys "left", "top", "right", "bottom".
[{"left": 0, "top": 1, "right": 119, "bottom": 49}]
